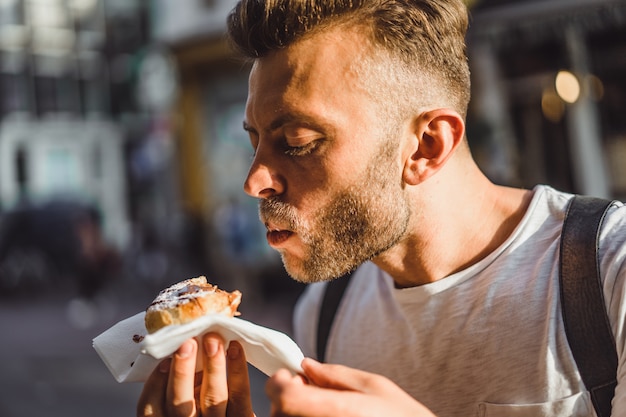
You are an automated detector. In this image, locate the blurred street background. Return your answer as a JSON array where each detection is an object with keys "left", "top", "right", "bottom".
[{"left": 0, "top": 0, "right": 625, "bottom": 416}]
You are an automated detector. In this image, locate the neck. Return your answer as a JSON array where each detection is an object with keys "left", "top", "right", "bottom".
[{"left": 373, "top": 160, "right": 532, "bottom": 288}]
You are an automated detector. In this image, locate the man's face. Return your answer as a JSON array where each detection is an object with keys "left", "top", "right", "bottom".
[{"left": 243, "top": 28, "right": 411, "bottom": 282}]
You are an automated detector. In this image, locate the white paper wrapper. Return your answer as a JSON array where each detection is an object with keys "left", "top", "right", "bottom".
[{"left": 93, "top": 312, "right": 304, "bottom": 383}]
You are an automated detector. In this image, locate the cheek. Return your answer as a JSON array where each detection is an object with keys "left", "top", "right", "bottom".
[{"left": 284, "top": 175, "right": 335, "bottom": 213}]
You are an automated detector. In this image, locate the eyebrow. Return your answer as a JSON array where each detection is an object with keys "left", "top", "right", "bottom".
[{"left": 243, "top": 113, "right": 330, "bottom": 135}]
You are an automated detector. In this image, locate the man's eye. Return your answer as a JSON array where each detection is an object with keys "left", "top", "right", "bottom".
[{"left": 284, "top": 141, "right": 320, "bottom": 156}]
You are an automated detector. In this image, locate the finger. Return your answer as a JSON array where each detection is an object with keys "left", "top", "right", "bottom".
[
  {"left": 266, "top": 369, "right": 305, "bottom": 398},
  {"left": 137, "top": 358, "right": 170, "bottom": 417},
  {"left": 301, "top": 358, "right": 389, "bottom": 394},
  {"left": 199, "top": 333, "right": 228, "bottom": 417},
  {"left": 166, "top": 339, "right": 199, "bottom": 417},
  {"left": 271, "top": 363, "right": 436, "bottom": 417},
  {"left": 225, "top": 341, "right": 254, "bottom": 416},
  {"left": 266, "top": 369, "right": 304, "bottom": 416},
  {"left": 267, "top": 369, "right": 355, "bottom": 417}
]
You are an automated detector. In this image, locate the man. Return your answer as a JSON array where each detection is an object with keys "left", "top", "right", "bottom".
[{"left": 137, "top": 1, "right": 626, "bottom": 416}]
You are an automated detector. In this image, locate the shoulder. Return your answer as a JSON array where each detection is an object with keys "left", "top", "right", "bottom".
[
  {"left": 514, "top": 185, "right": 573, "bottom": 232},
  {"left": 292, "top": 281, "right": 325, "bottom": 357},
  {"left": 596, "top": 198, "right": 626, "bottom": 267},
  {"left": 533, "top": 184, "right": 573, "bottom": 216},
  {"left": 598, "top": 200, "right": 626, "bottom": 404},
  {"left": 292, "top": 263, "right": 382, "bottom": 357},
  {"left": 293, "top": 263, "right": 382, "bottom": 321},
  {"left": 600, "top": 199, "right": 626, "bottom": 233},
  {"left": 598, "top": 199, "right": 626, "bottom": 295},
  {"left": 293, "top": 282, "right": 326, "bottom": 326}
]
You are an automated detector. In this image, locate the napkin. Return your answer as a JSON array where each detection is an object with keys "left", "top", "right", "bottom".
[{"left": 93, "top": 312, "right": 305, "bottom": 383}]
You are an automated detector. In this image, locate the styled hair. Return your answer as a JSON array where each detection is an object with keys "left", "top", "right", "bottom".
[{"left": 227, "top": 0, "right": 471, "bottom": 116}]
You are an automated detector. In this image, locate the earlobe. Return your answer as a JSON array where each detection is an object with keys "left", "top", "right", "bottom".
[{"left": 403, "top": 109, "right": 465, "bottom": 185}]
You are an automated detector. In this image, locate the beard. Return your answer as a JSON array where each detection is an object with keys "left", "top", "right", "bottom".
[{"left": 259, "top": 139, "right": 410, "bottom": 283}]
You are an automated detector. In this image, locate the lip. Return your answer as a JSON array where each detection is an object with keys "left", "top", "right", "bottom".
[
  {"left": 264, "top": 222, "right": 295, "bottom": 248},
  {"left": 266, "top": 229, "right": 294, "bottom": 247}
]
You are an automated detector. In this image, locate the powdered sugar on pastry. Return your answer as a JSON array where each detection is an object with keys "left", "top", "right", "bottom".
[{"left": 144, "top": 276, "right": 242, "bottom": 333}]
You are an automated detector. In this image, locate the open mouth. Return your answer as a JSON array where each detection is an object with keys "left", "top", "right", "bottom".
[{"left": 266, "top": 228, "right": 294, "bottom": 247}]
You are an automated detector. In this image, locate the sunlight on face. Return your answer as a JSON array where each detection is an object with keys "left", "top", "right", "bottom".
[{"left": 260, "top": 137, "right": 410, "bottom": 282}]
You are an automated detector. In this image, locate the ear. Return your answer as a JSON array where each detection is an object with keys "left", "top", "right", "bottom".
[{"left": 402, "top": 109, "right": 465, "bottom": 185}]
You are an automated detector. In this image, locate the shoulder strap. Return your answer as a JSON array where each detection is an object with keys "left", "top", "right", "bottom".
[
  {"left": 560, "top": 195, "right": 617, "bottom": 417},
  {"left": 316, "top": 272, "right": 354, "bottom": 363}
]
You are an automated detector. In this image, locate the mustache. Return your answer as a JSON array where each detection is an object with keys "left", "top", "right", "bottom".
[{"left": 259, "top": 198, "right": 299, "bottom": 230}]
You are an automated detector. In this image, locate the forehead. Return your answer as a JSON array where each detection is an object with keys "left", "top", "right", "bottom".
[{"left": 244, "top": 27, "right": 377, "bottom": 129}]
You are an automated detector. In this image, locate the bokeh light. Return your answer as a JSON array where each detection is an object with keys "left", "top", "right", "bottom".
[
  {"left": 542, "top": 89, "right": 566, "bottom": 123},
  {"left": 555, "top": 70, "right": 581, "bottom": 104}
]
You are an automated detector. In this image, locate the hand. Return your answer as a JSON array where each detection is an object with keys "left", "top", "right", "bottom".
[
  {"left": 266, "top": 359, "right": 436, "bottom": 417},
  {"left": 137, "top": 333, "right": 255, "bottom": 417}
]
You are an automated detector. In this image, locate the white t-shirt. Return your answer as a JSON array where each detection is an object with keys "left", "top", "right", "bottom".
[{"left": 294, "top": 185, "right": 626, "bottom": 417}]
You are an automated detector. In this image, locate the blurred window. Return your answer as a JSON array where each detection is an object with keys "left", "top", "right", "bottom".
[
  {"left": 78, "top": 52, "right": 107, "bottom": 115},
  {"left": 0, "top": 69, "right": 31, "bottom": 116},
  {"left": 0, "top": 0, "right": 24, "bottom": 26},
  {"left": 33, "top": 70, "right": 80, "bottom": 115},
  {"left": 16, "top": 146, "right": 29, "bottom": 193}
]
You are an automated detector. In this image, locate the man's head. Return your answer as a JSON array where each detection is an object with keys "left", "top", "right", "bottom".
[
  {"left": 227, "top": 0, "right": 471, "bottom": 118},
  {"left": 229, "top": 0, "right": 471, "bottom": 282}
]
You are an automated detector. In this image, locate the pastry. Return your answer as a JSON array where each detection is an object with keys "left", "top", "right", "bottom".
[{"left": 144, "top": 276, "right": 242, "bottom": 333}]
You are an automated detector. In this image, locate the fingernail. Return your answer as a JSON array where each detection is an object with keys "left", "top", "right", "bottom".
[
  {"left": 227, "top": 342, "right": 240, "bottom": 360},
  {"left": 205, "top": 336, "right": 219, "bottom": 357},
  {"left": 159, "top": 358, "right": 171, "bottom": 373},
  {"left": 177, "top": 341, "right": 193, "bottom": 359}
]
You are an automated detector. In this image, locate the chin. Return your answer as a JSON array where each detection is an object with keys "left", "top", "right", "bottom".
[
  {"left": 283, "top": 257, "right": 356, "bottom": 284},
  {"left": 280, "top": 254, "right": 304, "bottom": 281},
  {"left": 282, "top": 262, "right": 313, "bottom": 283},
  {"left": 280, "top": 256, "right": 321, "bottom": 284}
]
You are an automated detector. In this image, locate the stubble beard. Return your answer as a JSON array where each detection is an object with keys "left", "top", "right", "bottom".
[{"left": 259, "top": 140, "right": 410, "bottom": 283}]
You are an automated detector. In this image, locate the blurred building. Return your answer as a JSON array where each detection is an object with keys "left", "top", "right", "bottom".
[
  {"left": 0, "top": 0, "right": 157, "bottom": 250},
  {"left": 467, "top": 0, "right": 626, "bottom": 200},
  {"left": 0, "top": 1, "right": 170, "bottom": 294}
]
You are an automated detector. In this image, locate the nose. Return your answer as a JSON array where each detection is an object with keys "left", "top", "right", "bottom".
[{"left": 243, "top": 153, "right": 285, "bottom": 199}]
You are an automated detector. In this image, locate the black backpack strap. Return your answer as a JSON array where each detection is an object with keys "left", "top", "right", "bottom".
[
  {"left": 316, "top": 272, "right": 354, "bottom": 363},
  {"left": 560, "top": 195, "right": 617, "bottom": 417}
]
